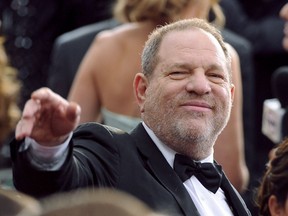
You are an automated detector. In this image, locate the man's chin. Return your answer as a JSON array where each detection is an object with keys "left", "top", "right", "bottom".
[{"left": 179, "top": 120, "right": 207, "bottom": 132}]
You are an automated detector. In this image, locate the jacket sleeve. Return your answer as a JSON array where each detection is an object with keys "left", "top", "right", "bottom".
[{"left": 10, "top": 123, "right": 125, "bottom": 198}]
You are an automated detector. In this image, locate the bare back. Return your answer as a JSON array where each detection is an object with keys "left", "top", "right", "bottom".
[{"left": 68, "top": 22, "right": 156, "bottom": 123}]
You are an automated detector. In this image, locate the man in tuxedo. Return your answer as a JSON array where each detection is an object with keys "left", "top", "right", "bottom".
[{"left": 11, "top": 18, "right": 251, "bottom": 216}]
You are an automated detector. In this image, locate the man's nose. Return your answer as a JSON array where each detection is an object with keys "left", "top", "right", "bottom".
[{"left": 185, "top": 71, "right": 211, "bottom": 95}]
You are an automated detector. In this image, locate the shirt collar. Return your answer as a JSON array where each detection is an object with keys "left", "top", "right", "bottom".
[{"left": 142, "top": 122, "right": 214, "bottom": 168}]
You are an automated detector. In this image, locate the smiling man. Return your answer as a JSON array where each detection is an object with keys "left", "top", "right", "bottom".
[
  {"left": 135, "top": 23, "right": 234, "bottom": 161},
  {"left": 11, "top": 18, "right": 250, "bottom": 216}
]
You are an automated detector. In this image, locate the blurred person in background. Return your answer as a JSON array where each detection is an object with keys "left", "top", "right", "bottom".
[
  {"left": 280, "top": 2, "right": 288, "bottom": 51},
  {"left": 255, "top": 137, "right": 288, "bottom": 216},
  {"left": 220, "top": 0, "right": 288, "bottom": 178},
  {"left": 0, "top": 0, "right": 115, "bottom": 109},
  {"left": 0, "top": 31, "right": 21, "bottom": 188},
  {"left": 255, "top": 5, "right": 288, "bottom": 215},
  {"left": 38, "top": 188, "right": 167, "bottom": 216}
]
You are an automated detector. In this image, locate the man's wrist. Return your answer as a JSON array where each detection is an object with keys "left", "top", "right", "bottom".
[{"left": 22, "top": 133, "right": 72, "bottom": 170}]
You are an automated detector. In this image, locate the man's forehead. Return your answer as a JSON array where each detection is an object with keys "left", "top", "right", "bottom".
[{"left": 159, "top": 29, "right": 225, "bottom": 58}]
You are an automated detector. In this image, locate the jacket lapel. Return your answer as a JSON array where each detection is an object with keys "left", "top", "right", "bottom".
[
  {"left": 220, "top": 173, "right": 251, "bottom": 216},
  {"left": 130, "top": 124, "right": 200, "bottom": 216}
]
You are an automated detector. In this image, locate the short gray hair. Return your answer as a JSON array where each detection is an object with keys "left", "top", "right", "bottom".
[{"left": 141, "top": 18, "right": 231, "bottom": 81}]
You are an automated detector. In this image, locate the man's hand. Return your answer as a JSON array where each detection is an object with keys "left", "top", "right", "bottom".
[{"left": 16, "top": 88, "right": 81, "bottom": 146}]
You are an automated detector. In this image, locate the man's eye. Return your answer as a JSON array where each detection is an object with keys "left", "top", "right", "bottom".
[
  {"left": 209, "top": 73, "right": 224, "bottom": 79},
  {"left": 168, "top": 72, "right": 188, "bottom": 80},
  {"left": 208, "top": 73, "right": 226, "bottom": 83}
]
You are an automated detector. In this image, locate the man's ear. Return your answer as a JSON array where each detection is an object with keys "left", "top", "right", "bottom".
[
  {"left": 133, "top": 73, "right": 148, "bottom": 112},
  {"left": 268, "top": 195, "right": 283, "bottom": 216}
]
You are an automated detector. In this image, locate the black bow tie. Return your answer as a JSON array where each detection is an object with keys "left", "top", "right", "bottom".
[{"left": 173, "top": 154, "right": 223, "bottom": 193}]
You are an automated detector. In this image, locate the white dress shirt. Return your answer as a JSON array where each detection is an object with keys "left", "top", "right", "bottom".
[{"left": 143, "top": 123, "right": 234, "bottom": 216}]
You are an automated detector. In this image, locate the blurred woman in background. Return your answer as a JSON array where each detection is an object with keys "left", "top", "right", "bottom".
[{"left": 256, "top": 138, "right": 288, "bottom": 216}]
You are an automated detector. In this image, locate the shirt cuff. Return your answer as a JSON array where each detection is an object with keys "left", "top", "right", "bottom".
[{"left": 22, "top": 133, "right": 72, "bottom": 170}]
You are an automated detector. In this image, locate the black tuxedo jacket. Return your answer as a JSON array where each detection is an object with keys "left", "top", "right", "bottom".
[{"left": 11, "top": 123, "right": 251, "bottom": 216}]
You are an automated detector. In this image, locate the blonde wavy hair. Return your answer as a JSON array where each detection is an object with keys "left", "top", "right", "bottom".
[
  {"left": 113, "top": 0, "right": 225, "bottom": 27},
  {"left": 0, "top": 37, "right": 21, "bottom": 144}
]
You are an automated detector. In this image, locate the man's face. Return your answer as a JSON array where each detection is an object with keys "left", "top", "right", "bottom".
[
  {"left": 135, "top": 28, "right": 234, "bottom": 159},
  {"left": 280, "top": 3, "right": 288, "bottom": 51}
]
